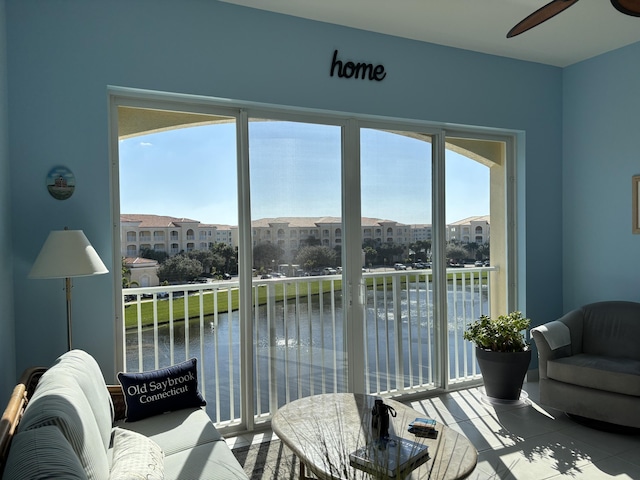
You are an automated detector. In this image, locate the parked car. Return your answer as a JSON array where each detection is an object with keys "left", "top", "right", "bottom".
[
  {"left": 474, "top": 260, "right": 484, "bottom": 267},
  {"left": 394, "top": 263, "right": 407, "bottom": 270},
  {"left": 412, "top": 262, "right": 432, "bottom": 269},
  {"left": 323, "top": 267, "right": 337, "bottom": 275}
]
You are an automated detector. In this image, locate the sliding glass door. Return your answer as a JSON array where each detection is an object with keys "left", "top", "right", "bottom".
[
  {"left": 360, "top": 126, "right": 436, "bottom": 395},
  {"left": 112, "top": 93, "right": 515, "bottom": 434},
  {"left": 247, "top": 118, "right": 345, "bottom": 420}
]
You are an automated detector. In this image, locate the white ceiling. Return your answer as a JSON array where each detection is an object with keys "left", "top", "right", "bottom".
[{"left": 220, "top": 0, "right": 640, "bottom": 67}]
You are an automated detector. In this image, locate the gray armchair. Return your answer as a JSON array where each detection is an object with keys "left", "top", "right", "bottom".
[{"left": 531, "top": 301, "right": 640, "bottom": 427}]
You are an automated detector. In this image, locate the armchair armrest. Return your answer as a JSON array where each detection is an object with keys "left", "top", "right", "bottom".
[
  {"left": 531, "top": 321, "right": 572, "bottom": 379},
  {"left": 107, "top": 384, "right": 127, "bottom": 422},
  {"left": 532, "top": 321, "right": 570, "bottom": 350}
]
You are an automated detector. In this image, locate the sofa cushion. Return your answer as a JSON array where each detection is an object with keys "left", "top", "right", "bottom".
[
  {"left": 163, "top": 441, "right": 249, "bottom": 480},
  {"left": 19, "top": 378, "right": 110, "bottom": 480},
  {"left": 50, "top": 349, "right": 114, "bottom": 450},
  {"left": 114, "top": 407, "right": 222, "bottom": 456},
  {"left": 109, "top": 428, "right": 164, "bottom": 480},
  {"left": 548, "top": 353, "right": 640, "bottom": 396},
  {"left": 3, "top": 425, "right": 88, "bottom": 480},
  {"left": 118, "top": 358, "right": 206, "bottom": 422}
]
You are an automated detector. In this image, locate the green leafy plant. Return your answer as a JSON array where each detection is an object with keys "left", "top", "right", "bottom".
[{"left": 463, "top": 311, "right": 531, "bottom": 352}]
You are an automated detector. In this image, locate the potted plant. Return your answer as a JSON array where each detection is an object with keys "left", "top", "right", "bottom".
[{"left": 463, "top": 311, "right": 532, "bottom": 401}]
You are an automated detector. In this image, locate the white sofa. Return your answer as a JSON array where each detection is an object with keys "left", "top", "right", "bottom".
[{"left": 0, "top": 350, "right": 248, "bottom": 479}]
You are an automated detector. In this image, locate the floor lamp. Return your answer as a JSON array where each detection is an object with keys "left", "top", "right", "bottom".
[{"left": 29, "top": 228, "right": 109, "bottom": 351}]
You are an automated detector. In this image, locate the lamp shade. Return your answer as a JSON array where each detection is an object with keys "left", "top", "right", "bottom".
[{"left": 29, "top": 229, "right": 109, "bottom": 279}]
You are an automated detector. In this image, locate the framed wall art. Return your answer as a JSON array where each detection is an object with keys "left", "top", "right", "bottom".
[{"left": 46, "top": 166, "right": 76, "bottom": 200}]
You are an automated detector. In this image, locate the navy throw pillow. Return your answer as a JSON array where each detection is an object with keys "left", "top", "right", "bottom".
[{"left": 117, "top": 358, "right": 206, "bottom": 422}]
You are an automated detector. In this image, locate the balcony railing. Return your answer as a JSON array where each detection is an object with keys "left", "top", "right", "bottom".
[{"left": 122, "top": 266, "right": 493, "bottom": 435}]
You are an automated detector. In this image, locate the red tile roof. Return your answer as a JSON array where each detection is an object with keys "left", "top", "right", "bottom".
[{"left": 121, "top": 214, "right": 200, "bottom": 227}]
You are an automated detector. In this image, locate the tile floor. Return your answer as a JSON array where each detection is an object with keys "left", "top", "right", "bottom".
[{"left": 227, "top": 381, "right": 640, "bottom": 479}]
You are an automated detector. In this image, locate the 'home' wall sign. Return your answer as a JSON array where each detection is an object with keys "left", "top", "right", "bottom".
[{"left": 330, "top": 50, "right": 386, "bottom": 81}]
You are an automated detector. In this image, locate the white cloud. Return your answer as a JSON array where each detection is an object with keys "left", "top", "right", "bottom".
[{"left": 140, "top": 142, "right": 152, "bottom": 147}]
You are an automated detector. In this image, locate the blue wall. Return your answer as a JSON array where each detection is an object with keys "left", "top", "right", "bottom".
[
  {"left": 5, "top": 0, "right": 565, "bottom": 382},
  {"left": 0, "top": 0, "right": 16, "bottom": 400},
  {"left": 563, "top": 42, "right": 640, "bottom": 310}
]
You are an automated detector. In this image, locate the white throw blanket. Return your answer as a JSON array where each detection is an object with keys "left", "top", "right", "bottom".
[{"left": 532, "top": 321, "right": 571, "bottom": 350}]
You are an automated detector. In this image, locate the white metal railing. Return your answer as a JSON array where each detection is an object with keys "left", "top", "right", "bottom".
[{"left": 122, "top": 267, "right": 493, "bottom": 433}]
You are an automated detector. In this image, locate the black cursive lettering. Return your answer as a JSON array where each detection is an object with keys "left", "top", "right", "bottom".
[{"left": 330, "top": 50, "right": 386, "bottom": 81}]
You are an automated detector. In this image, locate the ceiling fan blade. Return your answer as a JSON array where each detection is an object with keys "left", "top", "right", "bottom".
[
  {"left": 507, "top": 0, "right": 580, "bottom": 38},
  {"left": 611, "top": 0, "right": 640, "bottom": 16}
]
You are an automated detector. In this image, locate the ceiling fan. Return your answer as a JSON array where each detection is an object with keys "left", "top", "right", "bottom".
[{"left": 507, "top": 0, "right": 640, "bottom": 38}]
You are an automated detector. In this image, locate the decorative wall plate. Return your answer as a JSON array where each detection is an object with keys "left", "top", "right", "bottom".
[{"left": 46, "top": 166, "right": 76, "bottom": 200}]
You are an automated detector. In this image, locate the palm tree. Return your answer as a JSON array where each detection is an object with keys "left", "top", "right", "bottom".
[{"left": 464, "top": 242, "right": 479, "bottom": 260}]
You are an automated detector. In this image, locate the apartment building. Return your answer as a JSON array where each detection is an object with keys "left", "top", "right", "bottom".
[
  {"left": 410, "top": 224, "right": 433, "bottom": 243},
  {"left": 446, "top": 215, "right": 490, "bottom": 244},
  {"left": 120, "top": 214, "right": 234, "bottom": 258},
  {"left": 121, "top": 214, "right": 487, "bottom": 262}
]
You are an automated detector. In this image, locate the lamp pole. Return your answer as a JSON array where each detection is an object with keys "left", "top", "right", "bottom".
[{"left": 65, "top": 277, "right": 73, "bottom": 350}]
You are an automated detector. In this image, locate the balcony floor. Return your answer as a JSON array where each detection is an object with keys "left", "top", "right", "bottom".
[{"left": 226, "top": 380, "right": 640, "bottom": 479}]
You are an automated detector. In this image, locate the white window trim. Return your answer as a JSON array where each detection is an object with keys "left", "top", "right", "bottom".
[{"left": 108, "top": 85, "right": 519, "bottom": 414}]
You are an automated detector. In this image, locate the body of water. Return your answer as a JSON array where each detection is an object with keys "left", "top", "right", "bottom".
[{"left": 125, "top": 282, "right": 487, "bottom": 424}]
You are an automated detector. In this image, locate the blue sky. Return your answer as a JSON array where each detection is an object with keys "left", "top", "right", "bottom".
[{"left": 119, "top": 122, "right": 489, "bottom": 226}]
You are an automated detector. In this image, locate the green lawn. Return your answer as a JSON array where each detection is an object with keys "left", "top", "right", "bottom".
[
  {"left": 124, "top": 280, "right": 343, "bottom": 329},
  {"left": 124, "top": 272, "right": 488, "bottom": 329}
]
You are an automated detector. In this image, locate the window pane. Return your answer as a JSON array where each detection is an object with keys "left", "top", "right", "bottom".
[
  {"left": 445, "top": 142, "right": 491, "bottom": 383},
  {"left": 361, "top": 128, "right": 435, "bottom": 394},
  {"left": 248, "top": 120, "right": 345, "bottom": 416},
  {"left": 119, "top": 115, "right": 242, "bottom": 423}
]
